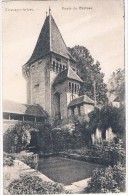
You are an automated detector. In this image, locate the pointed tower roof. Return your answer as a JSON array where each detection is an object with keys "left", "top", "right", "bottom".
[
  {"left": 53, "top": 66, "right": 83, "bottom": 85},
  {"left": 26, "top": 12, "right": 74, "bottom": 65}
]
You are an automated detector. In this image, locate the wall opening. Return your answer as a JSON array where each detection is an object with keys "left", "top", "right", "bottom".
[{"left": 54, "top": 92, "right": 61, "bottom": 120}]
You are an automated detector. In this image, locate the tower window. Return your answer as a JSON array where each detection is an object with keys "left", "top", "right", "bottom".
[
  {"left": 34, "top": 84, "right": 39, "bottom": 87},
  {"left": 53, "top": 61, "right": 55, "bottom": 71},
  {"left": 56, "top": 57, "right": 61, "bottom": 62},
  {"left": 60, "top": 64, "right": 62, "bottom": 71},
  {"left": 78, "top": 105, "right": 81, "bottom": 115},
  {"left": 56, "top": 63, "right": 58, "bottom": 72},
  {"left": 71, "top": 108, "right": 74, "bottom": 116},
  {"left": 77, "top": 85, "right": 79, "bottom": 93},
  {"left": 72, "top": 83, "right": 74, "bottom": 93},
  {"left": 69, "top": 82, "right": 71, "bottom": 92},
  {"left": 38, "top": 60, "right": 42, "bottom": 64},
  {"left": 75, "top": 84, "right": 77, "bottom": 93},
  {"left": 31, "top": 65, "right": 35, "bottom": 70},
  {"left": 63, "top": 65, "right": 65, "bottom": 70}
]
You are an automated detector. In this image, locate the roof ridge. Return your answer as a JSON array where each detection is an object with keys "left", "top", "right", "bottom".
[
  {"left": 67, "top": 66, "right": 71, "bottom": 77},
  {"left": 3, "top": 99, "right": 40, "bottom": 106},
  {"left": 49, "top": 14, "right": 52, "bottom": 51},
  {"left": 50, "top": 15, "right": 69, "bottom": 57}
]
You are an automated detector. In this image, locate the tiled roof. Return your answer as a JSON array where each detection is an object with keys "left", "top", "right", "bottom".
[
  {"left": 53, "top": 66, "right": 83, "bottom": 85},
  {"left": 3, "top": 100, "right": 48, "bottom": 117},
  {"left": 26, "top": 14, "right": 74, "bottom": 65},
  {"left": 68, "top": 95, "right": 94, "bottom": 107}
]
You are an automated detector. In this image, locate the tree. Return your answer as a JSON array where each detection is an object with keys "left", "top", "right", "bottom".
[
  {"left": 68, "top": 45, "right": 108, "bottom": 105},
  {"left": 75, "top": 120, "right": 92, "bottom": 146},
  {"left": 100, "top": 106, "right": 125, "bottom": 138},
  {"left": 107, "top": 69, "right": 125, "bottom": 103},
  {"left": 88, "top": 105, "right": 125, "bottom": 139},
  {"left": 88, "top": 107, "right": 101, "bottom": 134},
  {"left": 37, "top": 121, "right": 53, "bottom": 154},
  {"left": 3, "top": 122, "right": 32, "bottom": 153}
]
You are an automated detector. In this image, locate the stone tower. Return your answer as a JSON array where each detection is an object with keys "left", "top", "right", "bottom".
[{"left": 22, "top": 10, "right": 83, "bottom": 119}]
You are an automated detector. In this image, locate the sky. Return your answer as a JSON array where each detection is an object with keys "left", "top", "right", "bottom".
[{"left": 2, "top": 0, "right": 124, "bottom": 103}]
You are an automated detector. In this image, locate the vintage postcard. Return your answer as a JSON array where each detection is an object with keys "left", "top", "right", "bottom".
[{"left": 2, "top": 0, "right": 126, "bottom": 194}]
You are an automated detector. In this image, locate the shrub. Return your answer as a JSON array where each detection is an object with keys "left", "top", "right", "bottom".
[
  {"left": 8, "top": 175, "right": 70, "bottom": 194},
  {"left": 86, "top": 164, "right": 125, "bottom": 193},
  {"left": 3, "top": 122, "right": 32, "bottom": 153},
  {"left": 66, "top": 140, "right": 125, "bottom": 166},
  {"left": 88, "top": 140, "right": 126, "bottom": 166},
  {"left": 16, "top": 151, "right": 38, "bottom": 169},
  {"left": 3, "top": 152, "right": 15, "bottom": 166},
  {"left": 3, "top": 157, "right": 13, "bottom": 166},
  {"left": 105, "top": 141, "right": 125, "bottom": 166},
  {"left": 37, "top": 125, "right": 52, "bottom": 154},
  {"left": 3, "top": 152, "right": 15, "bottom": 160}
]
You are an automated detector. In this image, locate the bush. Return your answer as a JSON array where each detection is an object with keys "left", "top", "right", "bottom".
[
  {"left": 8, "top": 175, "right": 70, "bottom": 194},
  {"left": 86, "top": 164, "right": 125, "bottom": 193},
  {"left": 16, "top": 151, "right": 38, "bottom": 169},
  {"left": 66, "top": 140, "right": 125, "bottom": 166},
  {"left": 3, "top": 157, "right": 13, "bottom": 166},
  {"left": 105, "top": 140, "right": 125, "bottom": 166},
  {"left": 3, "top": 152, "right": 15, "bottom": 166},
  {"left": 3, "top": 152, "right": 15, "bottom": 160},
  {"left": 3, "top": 122, "right": 32, "bottom": 153}
]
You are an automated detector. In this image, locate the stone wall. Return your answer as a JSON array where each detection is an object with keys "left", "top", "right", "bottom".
[
  {"left": 68, "top": 103, "right": 94, "bottom": 117},
  {"left": 67, "top": 93, "right": 79, "bottom": 106},
  {"left": 25, "top": 56, "right": 49, "bottom": 111},
  {"left": 23, "top": 50, "right": 77, "bottom": 118}
]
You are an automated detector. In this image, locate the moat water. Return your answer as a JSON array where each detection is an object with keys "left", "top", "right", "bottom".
[{"left": 38, "top": 157, "right": 102, "bottom": 185}]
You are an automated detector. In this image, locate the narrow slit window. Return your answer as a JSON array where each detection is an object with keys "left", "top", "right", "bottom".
[
  {"left": 35, "top": 84, "right": 39, "bottom": 87},
  {"left": 31, "top": 65, "right": 35, "bottom": 70},
  {"left": 56, "top": 63, "right": 58, "bottom": 72},
  {"left": 53, "top": 61, "right": 55, "bottom": 71},
  {"left": 72, "top": 83, "right": 74, "bottom": 93},
  {"left": 60, "top": 64, "right": 62, "bottom": 71},
  {"left": 71, "top": 108, "right": 74, "bottom": 116},
  {"left": 38, "top": 60, "right": 42, "bottom": 64},
  {"left": 69, "top": 82, "right": 71, "bottom": 92},
  {"left": 75, "top": 84, "right": 77, "bottom": 93},
  {"left": 78, "top": 106, "right": 81, "bottom": 115},
  {"left": 77, "top": 85, "right": 79, "bottom": 93}
]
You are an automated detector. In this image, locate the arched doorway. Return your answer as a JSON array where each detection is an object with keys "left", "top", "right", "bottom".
[
  {"left": 54, "top": 92, "right": 61, "bottom": 120},
  {"left": 29, "top": 129, "right": 39, "bottom": 152}
]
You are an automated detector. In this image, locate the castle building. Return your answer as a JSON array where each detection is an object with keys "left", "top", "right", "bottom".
[
  {"left": 22, "top": 10, "right": 94, "bottom": 121},
  {"left": 3, "top": 10, "right": 116, "bottom": 144}
]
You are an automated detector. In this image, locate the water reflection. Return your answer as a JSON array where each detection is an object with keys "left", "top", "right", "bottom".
[{"left": 38, "top": 157, "right": 102, "bottom": 185}]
